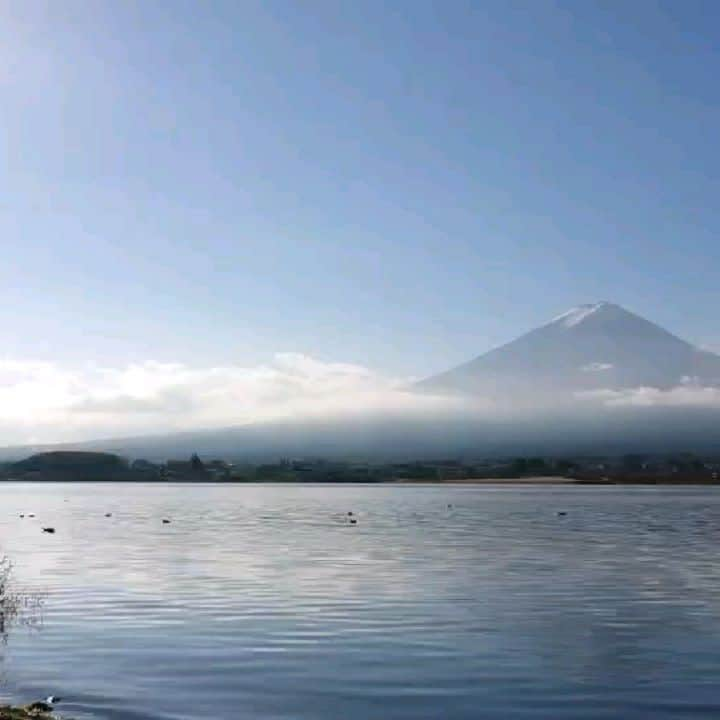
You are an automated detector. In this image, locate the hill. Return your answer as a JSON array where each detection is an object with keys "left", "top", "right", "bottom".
[{"left": 6, "top": 451, "right": 131, "bottom": 481}]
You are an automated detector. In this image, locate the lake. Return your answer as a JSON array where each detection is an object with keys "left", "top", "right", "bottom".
[{"left": 1, "top": 483, "right": 720, "bottom": 719}]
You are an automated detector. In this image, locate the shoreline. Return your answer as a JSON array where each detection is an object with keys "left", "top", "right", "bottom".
[{"left": 0, "top": 477, "right": 718, "bottom": 485}]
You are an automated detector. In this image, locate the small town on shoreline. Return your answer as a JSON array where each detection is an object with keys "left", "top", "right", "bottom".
[{"left": 1, "top": 450, "right": 720, "bottom": 484}]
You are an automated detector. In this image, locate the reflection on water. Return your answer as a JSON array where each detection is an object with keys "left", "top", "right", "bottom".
[{"left": 1, "top": 483, "right": 720, "bottom": 719}]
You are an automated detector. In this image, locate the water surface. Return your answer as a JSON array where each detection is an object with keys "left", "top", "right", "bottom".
[{"left": 1, "top": 483, "right": 720, "bottom": 719}]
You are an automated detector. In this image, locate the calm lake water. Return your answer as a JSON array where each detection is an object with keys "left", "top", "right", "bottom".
[{"left": 2, "top": 483, "right": 720, "bottom": 719}]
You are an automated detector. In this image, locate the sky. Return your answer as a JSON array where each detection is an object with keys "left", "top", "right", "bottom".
[{"left": 1, "top": 0, "right": 720, "bottom": 443}]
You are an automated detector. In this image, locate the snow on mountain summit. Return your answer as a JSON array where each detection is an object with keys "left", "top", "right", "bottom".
[{"left": 551, "top": 302, "right": 615, "bottom": 328}]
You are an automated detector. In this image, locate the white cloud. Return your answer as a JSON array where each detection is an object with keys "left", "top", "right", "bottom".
[
  {"left": 0, "top": 354, "right": 470, "bottom": 445},
  {"left": 581, "top": 362, "right": 614, "bottom": 373},
  {"left": 578, "top": 384, "right": 720, "bottom": 408}
]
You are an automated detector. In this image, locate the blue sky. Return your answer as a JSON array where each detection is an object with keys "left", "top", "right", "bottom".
[{"left": 2, "top": 0, "right": 719, "bottom": 385}]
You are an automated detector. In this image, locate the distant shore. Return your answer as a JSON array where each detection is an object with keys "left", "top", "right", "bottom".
[
  {"left": 4, "top": 451, "right": 720, "bottom": 485},
  {"left": 393, "top": 476, "right": 720, "bottom": 485},
  {"left": 398, "top": 476, "right": 575, "bottom": 484},
  {"left": 1, "top": 476, "right": 719, "bottom": 485},
  {"left": 0, "top": 477, "right": 572, "bottom": 484}
]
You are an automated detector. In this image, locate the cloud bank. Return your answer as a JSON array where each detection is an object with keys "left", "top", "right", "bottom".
[
  {"left": 579, "top": 383, "right": 720, "bottom": 408},
  {"left": 3, "top": 353, "right": 720, "bottom": 447},
  {"left": 0, "top": 354, "right": 470, "bottom": 445}
]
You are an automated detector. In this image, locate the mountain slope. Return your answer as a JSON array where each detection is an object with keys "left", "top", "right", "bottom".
[{"left": 415, "top": 302, "right": 720, "bottom": 397}]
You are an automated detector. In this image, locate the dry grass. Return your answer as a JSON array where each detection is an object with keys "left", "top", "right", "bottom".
[
  {"left": 0, "top": 704, "right": 54, "bottom": 719},
  {"left": 0, "top": 556, "right": 44, "bottom": 641}
]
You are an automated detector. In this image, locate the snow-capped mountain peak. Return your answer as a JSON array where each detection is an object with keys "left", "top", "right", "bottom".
[{"left": 415, "top": 302, "right": 720, "bottom": 398}]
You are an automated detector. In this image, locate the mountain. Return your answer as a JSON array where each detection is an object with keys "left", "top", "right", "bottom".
[
  {"left": 415, "top": 302, "right": 720, "bottom": 398},
  {"left": 2, "top": 301, "right": 720, "bottom": 464}
]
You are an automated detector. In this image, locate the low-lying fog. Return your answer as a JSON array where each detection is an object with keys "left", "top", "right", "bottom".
[{"left": 1, "top": 353, "right": 720, "bottom": 461}]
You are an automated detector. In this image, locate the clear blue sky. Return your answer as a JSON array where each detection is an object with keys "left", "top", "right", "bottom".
[{"left": 2, "top": 0, "right": 719, "bottom": 377}]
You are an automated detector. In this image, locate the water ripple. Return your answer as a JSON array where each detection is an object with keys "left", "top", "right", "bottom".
[{"left": 2, "top": 483, "right": 720, "bottom": 718}]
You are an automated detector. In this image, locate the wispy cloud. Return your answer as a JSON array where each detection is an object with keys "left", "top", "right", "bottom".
[{"left": 581, "top": 362, "right": 614, "bottom": 373}]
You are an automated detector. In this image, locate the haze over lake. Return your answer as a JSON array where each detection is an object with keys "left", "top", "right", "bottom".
[{"left": 2, "top": 483, "right": 720, "bottom": 719}]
